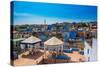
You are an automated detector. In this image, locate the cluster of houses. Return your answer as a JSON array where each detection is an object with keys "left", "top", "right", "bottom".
[
  {"left": 11, "top": 21, "right": 97, "bottom": 65},
  {"left": 13, "top": 21, "right": 97, "bottom": 39}
]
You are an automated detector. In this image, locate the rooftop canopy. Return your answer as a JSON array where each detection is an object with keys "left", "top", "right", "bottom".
[
  {"left": 44, "top": 37, "right": 64, "bottom": 46},
  {"left": 21, "top": 36, "right": 41, "bottom": 44}
]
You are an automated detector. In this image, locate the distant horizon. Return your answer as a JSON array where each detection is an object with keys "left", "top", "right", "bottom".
[
  {"left": 13, "top": 21, "right": 97, "bottom": 26},
  {"left": 11, "top": 1, "right": 97, "bottom": 25}
]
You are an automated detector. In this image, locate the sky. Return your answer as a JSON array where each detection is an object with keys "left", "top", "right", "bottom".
[{"left": 11, "top": 1, "right": 97, "bottom": 25}]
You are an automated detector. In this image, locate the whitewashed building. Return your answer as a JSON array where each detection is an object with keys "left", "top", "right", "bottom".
[{"left": 83, "top": 38, "right": 97, "bottom": 61}]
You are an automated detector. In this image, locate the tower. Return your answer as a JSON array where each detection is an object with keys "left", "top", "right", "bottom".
[{"left": 44, "top": 19, "right": 47, "bottom": 31}]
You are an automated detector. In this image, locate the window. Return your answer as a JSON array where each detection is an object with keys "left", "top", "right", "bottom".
[{"left": 87, "top": 49, "right": 89, "bottom": 54}]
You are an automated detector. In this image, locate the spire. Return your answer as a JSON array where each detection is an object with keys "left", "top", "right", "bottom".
[
  {"left": 44, "top": 19, "right": 47, "bottom": 31},
  {"left": 44, "top": 19, "right": 46, "bottom": 25}
]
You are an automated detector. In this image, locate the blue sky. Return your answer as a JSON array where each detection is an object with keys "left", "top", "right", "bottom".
[{"left": 11, "top": 1, "right": 97, "bottom": 25}]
